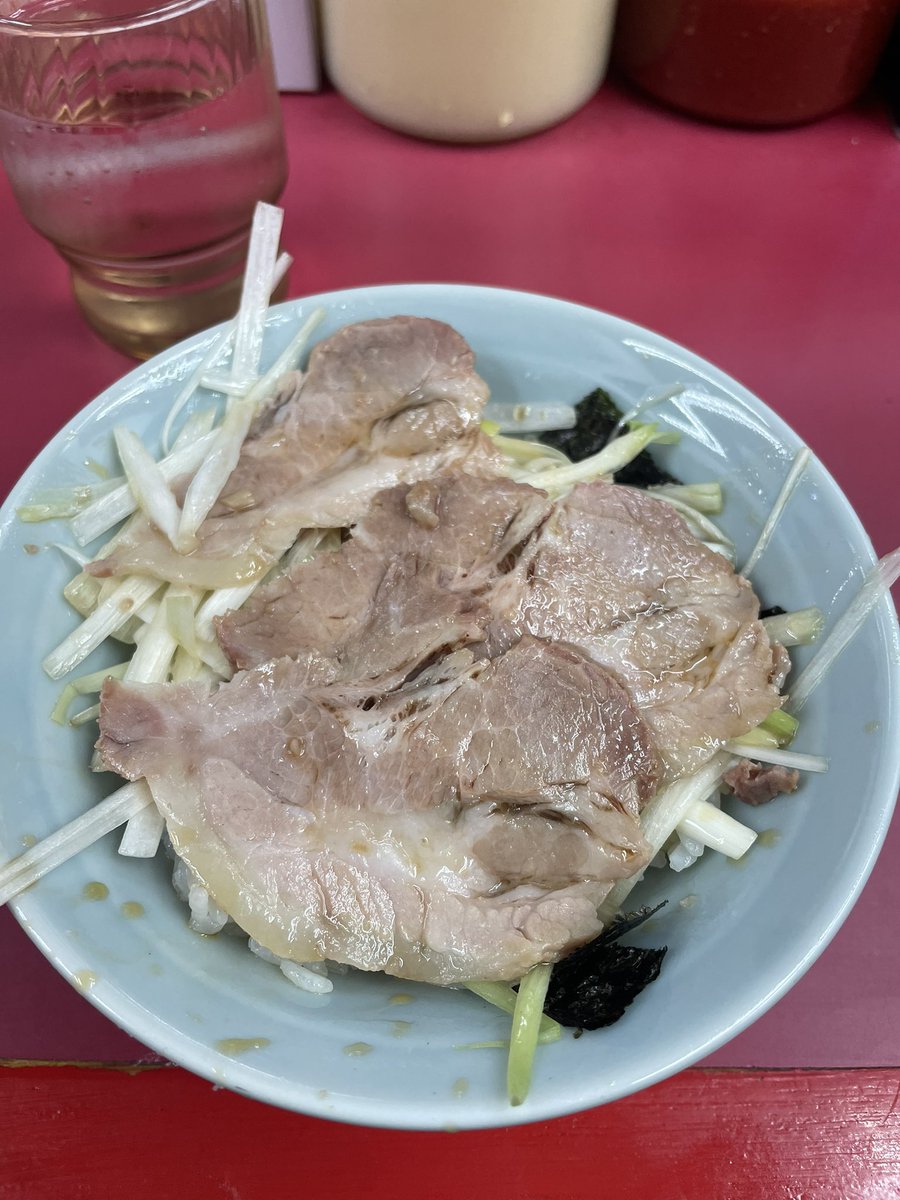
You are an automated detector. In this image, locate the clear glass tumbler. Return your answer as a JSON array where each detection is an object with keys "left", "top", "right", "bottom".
[{"left": 0, "top": 0, "right": 288, "bottom": 358}]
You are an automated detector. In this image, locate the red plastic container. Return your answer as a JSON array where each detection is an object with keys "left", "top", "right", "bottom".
[{"left": 613, "top": 0, "right": 899, "bottom": 126}]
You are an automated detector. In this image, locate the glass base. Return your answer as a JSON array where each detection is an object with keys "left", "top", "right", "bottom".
[{"left": 63, "top": 231, "right": 289, "bottom": 360}]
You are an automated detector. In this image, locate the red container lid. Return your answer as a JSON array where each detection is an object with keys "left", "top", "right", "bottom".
[{"left": 613, "top": 0, "right": 899, "bottom": 126}]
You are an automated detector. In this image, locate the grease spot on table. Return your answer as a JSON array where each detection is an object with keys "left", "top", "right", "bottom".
[
  {"left": 391, "top": 1020, "right": 413, "bottom": 1038},
  {"left": 389, "top": 993, "right": 413, "bottom": 1006},
  {"left": 82, "top": 882, "right": 109, "bottom": 902},
  {"left": 120, "top": 901, "right": 144, "bottom": 918},
  {"left": 758, "top": 829, "right": 781, "bottom": 848},
  {"left": 452, "top": 1078, "right": 469, "bottom": 1098}
]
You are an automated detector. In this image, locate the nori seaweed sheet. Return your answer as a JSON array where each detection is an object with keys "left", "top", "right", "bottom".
[
  {"left": 539, "top": 387, "right": 678, "bottom": 487},
  {"left": 543, "top": 903, "right": 668, "bottom": 1030}
]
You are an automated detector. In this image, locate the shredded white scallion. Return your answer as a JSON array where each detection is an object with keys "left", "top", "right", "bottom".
[
  {"left": 168, "top": 252, "right": 292, "bottom": 440},
  {"left": 17, "top": 483, "right": 110, "bottom": 523},
  {"left": 0, "top": 782, "right": 152, "bottom": 906},
  {"left": 114, "top": 427, "right": 182, "bottom": 546},
  {"left": 174, "top": 309, "right": 326, "bottom": 555},
  {"left": 600, "top": 752, "right": 735, "bottom": 920},
  {"left": 484, "top": 402, "right": 577, "bottom": 433},
  {"left": 117, "top": 804, "right": 166, "bottom": 858},
  {"left": 116, "top": 598, "right": 188, "bottom": 856},
  {"left": 124, "top": 599, "right": 178, "bottom": 684},
  {"left": 71, "top": 431, "right": 217, "bottom": 547},
  {"left": 507, "top": 962, "right": 553, "bottom": 1106},
  {"left": 171, "top": 407, "right": 218, "bottom": 452},
  {"left": 741, "top": 447, "right": 810, "bottom": 577},
  {"left": 175, "top": 402, "right": 255, "bottom": 552},
  {"left": 649, "top": 482, "right": 724, "bottom": 515},
  {"left": 788, "top": 547, "right": 900, "bottom": 713},
  {"left": 244, "top": 306, "right": 326, "bottom": 409},
  {"left": 161, "top": 330, "right": 232, "bottom": 453},
  {"left": 42, "top": 575, "right": 163, "bottom": 679},
  {"left": 230, "top": 202, "right": 284, "bottom": 389},
  {"left": 50, "top": 661, "right": 128, "bottom": 724},
  {"left": 526, "top": 424, "right": 677, "bottom": 497},
  {"left": 164, "top": 588, "right": 203, "bottom": 658},
  {"left": 69, "top": 702, "right": 101, "bottom": 727},
  {"left": 646, "top": 491, "right": 735, "bottom": 560},
  {"left": 606, "top": 383, "right": 686, "bottom": 444},
  {"left": 761, "top": 607, "right": 825, "bottom": 648},
  {"left": 676, "top": 799, "right": 757, "bottom": 859},
  {"left": 724, "top": 742, "right": 829, "bottom": 772}
]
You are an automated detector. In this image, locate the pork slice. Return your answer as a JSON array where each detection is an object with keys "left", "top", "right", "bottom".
[
  {"left": 502, "top": 481, "right": 783, "bottom": 778},
  {"left": 723, "top": 759, "right": 800, "bottom": 805},
  {"left": 97, "top": 637, "right": 657, "bottom": 985},
  {"left": 216, "top": 471, "right": 551, "bottom": 677},
  {"left": 88, "top": 317, "right": 494, "bottom": 589}
]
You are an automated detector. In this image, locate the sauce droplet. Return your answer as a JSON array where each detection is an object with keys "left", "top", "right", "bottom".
[
  {"left": 21, "top": 834, "right": 37, "bottom": 849},
  {"left": 82, "top": 882, "right": 109, "bottom": 901},
  {"left": 452, "top": 1078, "right": 469, "bottom": 1098},
  {"left": 215, "top": 1037, "right": 270, "bottom": 1056},
  {"left": 121, "top": 901, "right": 144, "bottom": 918},
  {"left": 758, "top": 829, "right": 781, "bottom": 848},
  {"left": 73, "top": 970, "right": 97, "bottom": 992},
  {"left": 391, "top": 1020, "right": 413, "bottom": 1038},
  {"left": 389, "top": 993, "right": 413, "bottom": 1006},
  {"left": 343, "top": 1042, "right": 374, "bottom": 1057},
  {"left": 679, "top": 894, "right": 698, "bottom": 908}
]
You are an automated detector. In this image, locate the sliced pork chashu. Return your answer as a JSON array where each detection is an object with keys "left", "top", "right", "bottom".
[
  {"left": 503, "top": 481, "right": 783, "bottom": 777},
  {"left": 216, "top": 471, "right": 551, "bottom": 681},
  {"left": 216, "top": 471, "right": 784, "bottom": 781},
  {"left": 89, "top": 317, "right": 495, "bottom": 590},
  {"left": 97, "top": 638, "right": 658, "bottom": 984}
]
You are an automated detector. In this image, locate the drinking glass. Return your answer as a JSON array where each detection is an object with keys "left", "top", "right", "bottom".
[{"left": 0, "top": 0, "right": 288, "bottom": 358}]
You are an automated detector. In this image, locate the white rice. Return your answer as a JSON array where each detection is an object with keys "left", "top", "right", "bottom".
[{"left": 248, "top": 937, "right": 333, "bottom": 994}]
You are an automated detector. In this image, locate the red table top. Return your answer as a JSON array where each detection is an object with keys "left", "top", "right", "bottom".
[{"left": 1, "top": 83, "right": 899, "bottom": 1197}]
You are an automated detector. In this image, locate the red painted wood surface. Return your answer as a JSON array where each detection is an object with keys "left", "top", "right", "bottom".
[
  {"left": 1, "top": 78, "right": 900, "bottom": 1199},
  {"left": 2, "top": 1064, "right": 900, "bottom": 1199}
]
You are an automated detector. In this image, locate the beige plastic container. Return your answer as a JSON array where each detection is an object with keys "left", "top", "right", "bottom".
[{"left": 320, "top": 0, "right": 618, "bottom": 143}]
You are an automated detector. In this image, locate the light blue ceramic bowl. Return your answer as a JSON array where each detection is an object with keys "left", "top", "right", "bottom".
[{"left": 1, "top": 286, "right": 898, "bottom": 1129}]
